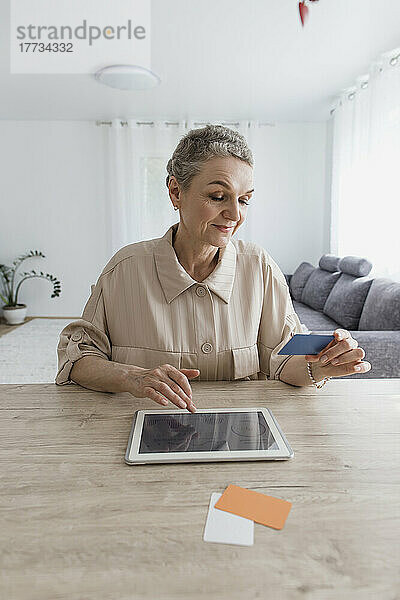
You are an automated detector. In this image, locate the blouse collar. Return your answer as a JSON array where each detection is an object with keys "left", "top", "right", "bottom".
[{"left": 154, "top": 223, "right": 237, "bottom": 304}]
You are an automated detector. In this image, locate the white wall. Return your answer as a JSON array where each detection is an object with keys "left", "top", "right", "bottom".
[
  {"left": 0, "top": 121, "right": 109, "bottom": 318},
  {"left": 245, "top": 121, "right": 331, "bottom": 274},
  {"left": 0, "top": 120, "right": 331, "bottom": 318}
]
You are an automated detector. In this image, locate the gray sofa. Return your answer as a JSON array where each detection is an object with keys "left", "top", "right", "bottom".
[{"left": 284, "top": 255, "right": 400, "bottom": 378}]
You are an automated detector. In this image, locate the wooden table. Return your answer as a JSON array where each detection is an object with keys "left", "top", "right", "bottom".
[{"left": 1, "top": 379, "right": 399, "bottom": 600}]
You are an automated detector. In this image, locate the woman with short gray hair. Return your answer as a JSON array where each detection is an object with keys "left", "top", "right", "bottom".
[
  {"left": 56, "top": 124, "right": 371, "bottom": 411},
  {"left": 165, "top": 123, "right": 254, "bottom": 191}
]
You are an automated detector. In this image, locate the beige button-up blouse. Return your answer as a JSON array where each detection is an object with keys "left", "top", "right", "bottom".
[{"left": 55, "top": 223, "right": 304, "bottom": 385}]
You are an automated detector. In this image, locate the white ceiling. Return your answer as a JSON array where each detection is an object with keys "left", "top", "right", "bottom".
[{"left": 1, "top": 0, "right": 400, "bottom": 122}]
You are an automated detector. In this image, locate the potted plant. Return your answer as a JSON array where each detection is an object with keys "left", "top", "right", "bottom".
[{"left": 0, "top": 250, "right": 61, "bottom": 325}]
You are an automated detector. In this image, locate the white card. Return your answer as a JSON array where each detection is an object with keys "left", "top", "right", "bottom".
[{"left": 203, "top": 492, "right": 254, "bottom": 546}]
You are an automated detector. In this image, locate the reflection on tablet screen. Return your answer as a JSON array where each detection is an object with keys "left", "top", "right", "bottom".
[{"left": 139, "top": 412, "right": 279, "bottom": 453}]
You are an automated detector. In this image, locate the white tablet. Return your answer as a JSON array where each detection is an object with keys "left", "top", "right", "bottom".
[{"left": 125, "top": 407, "right": 294, "bottom": 465}]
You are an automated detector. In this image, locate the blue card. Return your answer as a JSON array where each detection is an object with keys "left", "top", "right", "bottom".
[{"left": 278, "top": 334, "right": 334, "bottom": 355}]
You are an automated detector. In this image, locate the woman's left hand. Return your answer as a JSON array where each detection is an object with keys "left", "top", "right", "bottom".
[{"left": 305, "top": 328, "right": 371, "bottom": 378}]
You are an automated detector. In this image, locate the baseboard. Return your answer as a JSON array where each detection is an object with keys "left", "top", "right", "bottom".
[{"left": 1, "top": 316, "right": 79, "bottom": 321}]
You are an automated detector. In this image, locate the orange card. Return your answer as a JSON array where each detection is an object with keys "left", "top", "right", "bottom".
[{"left": 214, "top": 484, "right": 292, "bottom": 530}]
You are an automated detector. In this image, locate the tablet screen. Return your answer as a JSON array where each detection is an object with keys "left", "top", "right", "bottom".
[{"left": 138, "top": 411, "right": 279, "bottom": 454}]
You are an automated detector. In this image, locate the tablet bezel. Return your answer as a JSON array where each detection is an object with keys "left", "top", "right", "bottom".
[{"left": 124, "top": 407, "right": 294, "bottom": 465}]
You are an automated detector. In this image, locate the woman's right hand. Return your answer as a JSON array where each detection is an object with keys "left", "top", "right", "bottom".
[{"left": 126, "top": 364, "right": 200, "bottom": 412}]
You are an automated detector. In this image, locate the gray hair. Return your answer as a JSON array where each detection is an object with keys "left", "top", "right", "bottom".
[{"left": 165, "top": 124, "right": 254, "bottom": 191}]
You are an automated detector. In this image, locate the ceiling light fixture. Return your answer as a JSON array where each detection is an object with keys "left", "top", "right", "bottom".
[{"left": 94, "top": 64, "right": 161, "bottom": 90}]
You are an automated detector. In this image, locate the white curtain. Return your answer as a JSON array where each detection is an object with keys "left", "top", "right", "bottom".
[
  {"left": 331, "top": 47, "right": 400, "bottom": 281},
  {"left": 103, "top": 118, "right": 263, "bottom": 256}
]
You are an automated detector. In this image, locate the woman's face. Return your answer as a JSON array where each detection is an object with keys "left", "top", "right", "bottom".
[{"left": 171, "top": 156, "right": 254, "bottom": 248}]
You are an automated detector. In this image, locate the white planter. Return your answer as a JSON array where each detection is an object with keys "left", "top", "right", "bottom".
[{"left": 2, "top": 304, "right": 28, "bottom": 325}]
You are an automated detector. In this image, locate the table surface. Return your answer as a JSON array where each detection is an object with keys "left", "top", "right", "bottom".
[{"left": 1, "top": 379, "right": 399, "bottom": 600}]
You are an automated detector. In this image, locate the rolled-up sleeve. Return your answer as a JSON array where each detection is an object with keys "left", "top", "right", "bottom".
[
  {"left": 55, "top": 278, "right": 111, "bottom": 385},
  {"left": 257, "top": 256, "right": 304, "bottom": 380}
]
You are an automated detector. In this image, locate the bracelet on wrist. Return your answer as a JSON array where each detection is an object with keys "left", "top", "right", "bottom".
[{"left": 306, "top": 361, "right": 331, "bottom": 389}]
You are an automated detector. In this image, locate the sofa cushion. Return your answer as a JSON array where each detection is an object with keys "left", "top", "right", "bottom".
[
  {"left": 358, "top": 278, "right": 400, "bottom": 330},
  {"left": 323, "top": 274, "right": 373, "bottom": 330},
  {"left": 292, "top": 300, "right": 340, "bottom": 331},
  {"left": 302, "top": 329, "right": 400, "bottom": 378},
  {"left": 319, "top": 254, "right": 341, "bottom": 272},
  {"left": 289, "top": 262, "right": 315, "bottom": 301},
  {"left": 339, "top": 256, "right": 372, "bottom": 277},
  {"left": 301, "top": 269, "right": 341, "bottom": 311},
  {"left": 345, "top": 330, "right": 400, "bottom": 377}
]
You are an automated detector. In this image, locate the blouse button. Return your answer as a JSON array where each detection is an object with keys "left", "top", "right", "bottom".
[
  {"left": 195, "top": 286, "right": 206, "bottom": 297},
  {"left": 71, "top": 331, "right": 83, "bottom": 342},
  {"left": 201, "top": 342, "right": 213, "bottom": 354}
]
